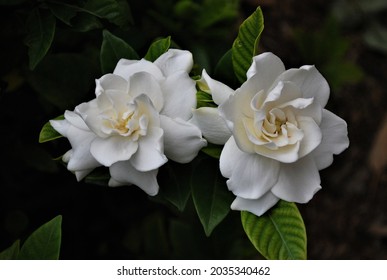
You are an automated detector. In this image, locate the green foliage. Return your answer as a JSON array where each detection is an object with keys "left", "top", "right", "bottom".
[
  {"left": 39, "top": 115, "right": 64, "bottom": 143},
  {"left": 0, "top": 240, "right": 20, "bottom": 260},
  {"left": 232, "top": 7, "right": 264, "bottom": 83},
  {"left": 100, "top": 30, "right": 139, "bottom": 74},
  {"left": 25, "top": 9, "right": 56, "bottom": 70},
  {"left": 0, "top": 216, "right": 62, "bottom": 260},
  {"left": 191, "top": 156, "right": 234, "bottom": 236},
  {"left": 144, "top": 36, "right": 171, "bottom": 62},
  {"left": 158, "top": 161, "right": 192, "bottom": 212},
  {"left": 241, "top": 201, "right": 307, "bottom": 260},
  {"left": 29, "top": 53, "right": 97, "bottom": 110}
]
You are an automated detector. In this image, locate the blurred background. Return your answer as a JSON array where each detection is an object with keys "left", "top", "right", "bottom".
[{"left": 0, "top": 0, "right": 386, "bottom": 259}]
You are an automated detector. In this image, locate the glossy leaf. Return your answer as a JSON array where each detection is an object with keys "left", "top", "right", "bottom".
[
  {"left": 232, "top": 7, "right": 264, "bottom": 83},
  {"left": 100, "top": 29, "right": 139, "bottom": 74},
  {"left": 46, "top": 2, "right": 77, "bottom": 26},
  {"left": 24, "top": 8, "right": 56, "bottom": 70},
  {"left": 241, "top": 201, "right": 307, "bottom": 260},
  {"left": 201, "top": 143, "right": 223, "bottom": 159},
  {"left": 214, "top": 49, "right": 238, "bottom": 86},
  {"left": 83, "top": 0, "right": 132, "bottom": 27},
  {"left": 196, "top": 90, "right": 217, "bottom": 108},
  {"left": 28, "top": 53, "right": 96, "bottom": 110},
  {"left": 18, "top": 215, "right": 62, "bottom": 260},
  {"left": 191, "top": 156, "right": 234, "bottom": 236},
  {"left": 144, "top": 36, "right": 171, "bottom": 62},
  {"left": 39, "top": 115, "right": 64, "bottom": 143},
  {"left": 0, "top": 240, "right": 20, "bottom": 260},
  {"left": 158, "top": 161, "right": 192, "bottom": 212}
]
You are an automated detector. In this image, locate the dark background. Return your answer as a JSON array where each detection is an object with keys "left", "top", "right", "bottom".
[{"left": 0, "top": 0, "right": 386, "bottom": 259}]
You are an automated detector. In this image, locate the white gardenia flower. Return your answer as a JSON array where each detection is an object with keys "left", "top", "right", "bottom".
[
  {"left": 197, "top": 52, "right": 349, "bottom": 216},
  {"left": 50, "top": 49, "right": 207, "bottom": 195}
]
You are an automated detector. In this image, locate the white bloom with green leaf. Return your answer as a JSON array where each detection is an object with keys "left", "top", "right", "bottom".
[
  {"left": 50, "top": 49, "right": 206, "bottom": 195},
  {"left": 196, "top": 52, "right": 349, "bottom": 216}
]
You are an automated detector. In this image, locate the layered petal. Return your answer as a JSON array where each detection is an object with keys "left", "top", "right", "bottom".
[
  {"left": 90, "top": 136, "right": 138, "bottom": 167},
  {"left": 130, "top": 127, "right": 167, "bottom": 172},
  {"left": 231, "top": 192, "right": 280, "bottom": 216},
  {"left": 109, "top": 161, "right": 159, "bottom": 196},
  {"left": 113, "top": 58, "right": 164, "bottom": 81},
  {"left": 197, "top": 69, "right": 234, "bottom": 105},
  {"left": 160, "top": 71, "right": 196, "bottom": 120},
  {"left": 128, "top": 72, "right": 164, "bottom": 112},
  {"left": 160, "top": 115, "right": 207, "bottom": 163},
  {"left": 246, "top": 52, "right": 285, "bottom": 90},
  {"left": 154, "top": 49, "right": 193, "bottom": 76},
  {"left": 220, "top": 137, "right": 280, "bottom": 199},
  {"left": 190, "top": 107, "right": 231, "bottom": 145},
  {"left": 311, "top": 109, "right": 349, "bottom": 170},
  {"left": 273, "top": 65, "right": 330, "bottom": 108},
  {"left": 271, "top": 156, "right": 322, "bottom": 203}
]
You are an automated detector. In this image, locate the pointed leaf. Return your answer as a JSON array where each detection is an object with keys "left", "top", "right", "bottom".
[
  {"left": 144, "top": 36, "right": 171, "bottom": 62},
  {"left": 18, "top": 215, "right": 62, "bottom": 260},
  {"left": 100, "top": 29, "right": 139, "bottom": 74},
  {"left": 0, "top": 240, "right": 20, "bottom": 260},
  {"left": 158, "top": 161, "right": 192, "bottom": 212},
  {"left": 241, "top": 200, "right": 307, "bottom": 260},
  {"left": 232, "top": 7, "right": 264, "bottom": 83},
  {"left": 214, "top": 49, "right": 238, "bottom": 86},
  {"left": 24, "top": 9, "right": 56, "bottom": 70},
  {"left": 191, "top": 156, "right": 234, "bottom": 236},
  {"left": 39, "top": 115, "right": 64, "bottom": 143},
  {"left": 83, "top": 0, "right": 132, "bottom": 27}
]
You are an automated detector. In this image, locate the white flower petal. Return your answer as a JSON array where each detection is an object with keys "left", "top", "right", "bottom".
[
  {"left": 109, "top": 161, "right": 159, "bottom": 196},
  {"left": 246, "top": 52, "right": 285, "bottom": 89},
  {"left": 254, "top": 141, "right": 301, "bottom": 163},
  {"left": 160, "top": 71, "right": 196, "bottom": 120},
  {"left": 128, "top": 72, "right": 164, "bottom": 112},
  {"left": 271, "top": 156, "right": 322, "bottom": 203},
  {"left": 154, "top": 49, "right": 193, "bottom": 76},
  {"left": 220, "top": 137, "right": 280, "bottom": 199},
  {"left": 231, "top": 192, "right": 280, "bottom": 216},
  {"left": 220, "top": 85, "right": 257, "bottom": 153},
  {"left": 297, "top": 116, "right": 322, "bottom": 158},
  {"left": 130, "top": 127, "right": 167, "bottom": 172},
  {"left": 273, "top": 66, "right": 330, "bottom": 107},
  {"left": 51, "top": 116, "right": 101, "bottom": 171},
  {"left": 312, "top": 109, "right": 349, "bottom": 170},
  {"left": 113, "top": 58, "right": 164, "bottom": 81},
  {"left": 190, "top": 107, "right": 231, "bottom": 145},
  {"left": 160, "top": 115, "right": 207, "bottom": 163},
  {"left": 90, "top": 136, "right": 138, "bottom": 166},
  {"left": 95, "top": 74, "right": 128, "bottom": 97},
  {"left": 198, "top": 69, "right": 234, "bottom": 105}
]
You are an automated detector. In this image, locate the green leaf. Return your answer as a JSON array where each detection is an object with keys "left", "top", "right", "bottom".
[
  {"left": 214, "top": 49, "right": 238, "bottom": 86},
  {"left": 158, "top": 161, "right": 192, "bottom": 212},
  {"left": 18, "top": 215, "right": 62, "bottom": 260},
  {"left": 24, "top": 8, "right": 56, "bottom": 70},
  {"left": 46, "top": 2, "right": 78, "bottom": 26},
  {"left": 39, "top": 115, "right": 64, "bottom": 143},
  {"left": 28, "top": 53, "right": 96, "bottom": 110},
  {"left": 232, "top": 6, "right": 264, "bottom": 83},
  {"left": 83, "top": 0, "right": 132, "bottom": 27},
  {"left": 201, "top": 143, "right": 223, "bottom": 159},
  {"left": 84, "top": 167, "right": 110, "bottom": 186},
  {"left": 241, "top": 201, "right": 307, "bottom": 260},
  {"left": 0, "top": 240, "right": 20, "bottom": 260},
  {"left": 144, "top": 36, "right": 171, "bottom": 62},
  {"left": 196, "top": 90, "right": 217, "bottom": 108},
  {"left": 100, "top": 29, "right": 139, "bottom": 74},
  {"left": 191, "top": 156, "right": 234, "bottom": 236}
]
